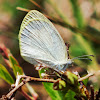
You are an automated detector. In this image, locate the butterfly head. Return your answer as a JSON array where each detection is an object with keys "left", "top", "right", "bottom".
[{"left": 67, "top": 58, "right": 73, "bottom": 64}]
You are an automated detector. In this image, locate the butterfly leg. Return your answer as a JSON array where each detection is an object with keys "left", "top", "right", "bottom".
[{"left": 35, "top": 63, "right": 46, "bottom": 70}]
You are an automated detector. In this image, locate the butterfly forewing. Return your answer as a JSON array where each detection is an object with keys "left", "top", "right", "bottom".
[{"left": 19, "top": 10, "right": 67, "bottom": 68}]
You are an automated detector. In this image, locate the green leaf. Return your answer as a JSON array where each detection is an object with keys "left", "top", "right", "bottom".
[
  {"left": 82, "top": 78, "right": 88, "bottom": 86},
  {"left": 0, "top": 64, "right": 14, "bottom": 84},
  {"left": 39, "top": 70, "right": 65, "bottom": 100},
  {"left": 43, "top": 82, "right": 64, "bottom": 100},
  {"left": 64, "top": 90, "right": 76, "bottom": 100},
  {"left": 86, "top": 26, "right": 100, "bottom": 41},
  {"left": 59, "top": 80, "right": 66, "bottom": 89},
  {"left": 53, "top": 79, "right": 66, "bottom": 90},
  {"left": 70, "top": 0, "right": 85, "bottom": 28},
  {"left": 39, "top": 69, "right": 79, "bottom": 100},
  {"left": 9, "top": 56, "right": 23, "bottom": 76},
  {"left": 67, "top": 71, "right": 78, "bottom": 84},
  {"left": 69, "top": 0, "right": 98, "bottom": 69}
]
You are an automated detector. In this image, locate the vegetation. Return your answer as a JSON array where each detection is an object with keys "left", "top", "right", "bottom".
[{"left": 0, "top": 0, "right": 100, "bottom": 100}]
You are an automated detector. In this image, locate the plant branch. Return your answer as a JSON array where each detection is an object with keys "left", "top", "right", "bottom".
[
  {"left": 1, "top": 70, "right": 100, "bottom": 99},
  {"left": 20, "top": 88, "right": 34, "bottom": 100},
  {"left": 16, "top": 7, "right": 30, "bottom": 12},
  {"left": 25, "top": 83, "right": 38, "bottom": 100},
  {"left": 1, "top": 75, "right": 56, "bottom": 100},
  {"left": 74, "top": 70, "right": 100, "bottom": 82},
  {"left": 78, "top": 73, "right": 94, "bottom": 82}
]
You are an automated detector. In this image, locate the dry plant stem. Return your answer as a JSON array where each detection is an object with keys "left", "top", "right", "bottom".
[
  {"left": 2, "top": 71, "right": 99, "bottom": 99},
  {"left": 16, "top": 7, "right": 30, "bottom": 12},
  {"left": 15, "top": 73, "right": 22, "bottom": 87},
  {"left": 47, "top": 0, "right": 100, "bottom": 44},
  {"left": 21, "top": 88, "right": 33, "bottom": 100},
  {"left": 78, "top": 73, "right": 94, "bottom": 81},
  {"left": 25, "top": 83, "right": 38, "bottom": 100},
  {"left": 96, "top": 89, "right": 100, "bottom": 99},
  {"left": 11, "top": 97, "right": 15, "bottom": 100},
  {"left": 29, "top": 0, "right": 46, "bottom": 12},
  {"left": 6, "top": 76, "right": 56, "bottom": 99},
  {"left": 16, "top": 5, "right": 100, "bottom": 44},
  {"left": 29, "top": 0, "right": 40, "bottom": 8},
  {"left": 90, "top": 85, "right": 94, "bottom": 100}
]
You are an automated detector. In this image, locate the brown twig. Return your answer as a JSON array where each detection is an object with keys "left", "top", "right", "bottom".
[
  {"left": 25, "top": 83, "right": 38, "bottom": 100},
  {"left": 1, "top": 75, "right": 56, "bottom": 100},
  {"left": 78, "top": 73, "right": 94, "bottom": 82},
  {"left": 29, "top": 0, "right": 46, "bottom": 12},
  {"left": 0, "top": 44, "right": 9, "bottom": 59},
  {"left": 16, "top": 3, "right": 100, "bottom": 45},
  {"left": 20, "top": 88, "right": 33, "bottom": 100},
  {"left": 96, "top": 88, "right": 100, "bottom": 99},
  {"left": 16, "top": 7, "right": 30, "bottom": 12},
  {"left": 73, "top": 71, "right": 90, "bottom": 98},
  {"left": 90, "top": 85, "right": 94, "bottom": 100}
]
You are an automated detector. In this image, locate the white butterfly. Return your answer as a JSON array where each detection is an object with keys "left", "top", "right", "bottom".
[{"left": 19, "top": 10, "right": 92, "bottom": 72}]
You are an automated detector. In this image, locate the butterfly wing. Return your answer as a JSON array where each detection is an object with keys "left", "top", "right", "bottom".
[{"left": 19, "top": 10, "right": 67, "bottom": 67}]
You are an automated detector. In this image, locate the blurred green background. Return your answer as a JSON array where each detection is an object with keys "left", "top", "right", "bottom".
[{"left": 0, "top": 0, "right": 100, "bottom": 99}]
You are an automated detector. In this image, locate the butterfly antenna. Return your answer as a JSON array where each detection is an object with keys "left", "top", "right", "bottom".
[
  {"left": 71, "top": 55, "right": 94, "bottom": 61},
  {"left": 75, "top": 58, "right": 92, "bottom": 61}
]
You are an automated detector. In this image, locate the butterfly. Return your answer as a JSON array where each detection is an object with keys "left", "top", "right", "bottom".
[{"left": 19, "top": 10, "right": 93, "bottom": 72}]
